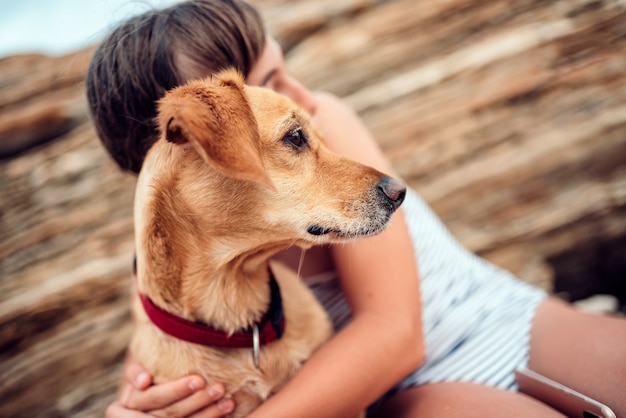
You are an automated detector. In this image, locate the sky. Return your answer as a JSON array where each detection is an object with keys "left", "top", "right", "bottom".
[{"left": 0, "top": 0, "right": 179, "bottom": 58}]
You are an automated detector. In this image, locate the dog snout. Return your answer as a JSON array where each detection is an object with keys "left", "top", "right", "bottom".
[{"left": 377, "top": 177, "right": 406, "bottom": 211}]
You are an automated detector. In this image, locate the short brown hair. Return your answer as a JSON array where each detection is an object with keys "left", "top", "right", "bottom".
[{"left": 86, "top": 0, "right": 265, "bottom": 173}]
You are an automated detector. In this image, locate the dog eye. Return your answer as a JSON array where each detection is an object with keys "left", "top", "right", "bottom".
[{"left": 283, "top": 129, "right": 307, "bottom": 149}]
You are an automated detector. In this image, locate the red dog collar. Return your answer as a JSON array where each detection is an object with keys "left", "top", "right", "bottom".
[{"left": 135, "top": 257, "right": 285, "bottom": 349}]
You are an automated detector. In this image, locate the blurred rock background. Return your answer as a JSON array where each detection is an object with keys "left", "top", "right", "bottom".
[{"left": 1, "top": 0, "right": 625, "bottom": 416}]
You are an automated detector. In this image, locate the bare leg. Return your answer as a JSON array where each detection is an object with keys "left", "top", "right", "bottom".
[
  {"left": 371, "top": 382, "right": 566, "bottom": 418},
  {"left": 529, "top": 297, "right": 626, "bottom": 416}
]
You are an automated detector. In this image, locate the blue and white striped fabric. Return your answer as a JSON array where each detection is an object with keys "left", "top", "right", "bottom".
[{"left": 307, "top": 188, "right": 546, "bottom": 392}]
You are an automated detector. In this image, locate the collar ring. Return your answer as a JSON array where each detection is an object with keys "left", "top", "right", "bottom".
[{"left": 252, "top": 323, "right": 260, "bottom": 369}]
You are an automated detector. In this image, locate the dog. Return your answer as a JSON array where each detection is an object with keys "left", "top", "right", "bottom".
[{"left": 131, "top": 68, "right": 406, "bottom": 417}]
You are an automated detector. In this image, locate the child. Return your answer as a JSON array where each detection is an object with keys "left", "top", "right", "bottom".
[{"left": 87, "top": 1, "right": 626, "bottom": 417}]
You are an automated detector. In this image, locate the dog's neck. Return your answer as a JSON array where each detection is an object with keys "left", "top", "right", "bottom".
[{"left": 139, "top": 240, "right": 295, "bottom": 334}]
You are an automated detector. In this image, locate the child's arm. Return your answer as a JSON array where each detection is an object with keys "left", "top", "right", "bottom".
[{"left": 247, "top": 93, "right": 425, "bottom": 418}]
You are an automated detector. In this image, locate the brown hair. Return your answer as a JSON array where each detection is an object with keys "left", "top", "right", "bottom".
[{"left": 86, "top": 0, "right": 265, "bottom": 173}]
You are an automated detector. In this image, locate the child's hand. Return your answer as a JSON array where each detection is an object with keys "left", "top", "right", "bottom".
[{"left": 106, "top": 356, "right": 235, "bottom": 417}]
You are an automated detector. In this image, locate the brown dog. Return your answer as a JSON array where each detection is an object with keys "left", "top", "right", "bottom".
[{"left": 131, "top": 69, "right": 405, "bottom": 417}]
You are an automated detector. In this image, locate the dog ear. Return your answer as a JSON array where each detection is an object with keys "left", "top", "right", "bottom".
[{"left": 157, "top": 70, "right": 275, "bottom": 191}]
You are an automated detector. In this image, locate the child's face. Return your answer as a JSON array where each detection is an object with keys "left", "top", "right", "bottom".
[{"left": 246, "top": 36, "right": 317, "bottom": 116}]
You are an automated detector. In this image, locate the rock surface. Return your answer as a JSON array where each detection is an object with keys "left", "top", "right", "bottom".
[{"left": 1, "top": 0, "right": 625, "bottom": 416}]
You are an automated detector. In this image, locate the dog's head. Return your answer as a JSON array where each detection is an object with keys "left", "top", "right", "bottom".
[{"left": 136, "top": 69, "right": 405, "bottom": 274}]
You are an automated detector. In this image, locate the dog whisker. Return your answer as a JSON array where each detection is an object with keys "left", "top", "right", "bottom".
[{"left": 297, "top": 249, "right": 306, "bottom": 281}]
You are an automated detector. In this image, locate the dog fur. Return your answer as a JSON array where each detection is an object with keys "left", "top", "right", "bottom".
[{"left": 131, "top": 69, "right": 404, "bottom": 417}]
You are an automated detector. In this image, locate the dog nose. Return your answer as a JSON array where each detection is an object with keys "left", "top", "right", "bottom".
[{"left": 377, "top": 177, "right": 406, "bottom": 211}]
